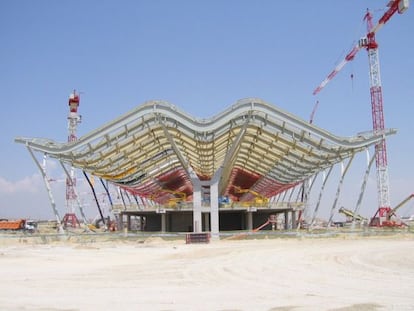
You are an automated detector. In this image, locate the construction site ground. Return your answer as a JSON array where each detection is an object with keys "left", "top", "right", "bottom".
[{"left": 0, "top": 228, "right": 413, "bottom": 311}]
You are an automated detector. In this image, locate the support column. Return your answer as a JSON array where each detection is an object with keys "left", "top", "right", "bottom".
[
  {"left": 160, "top": 121, "right": 202, "bottom": 232},
  {"left": 27, "top": 150, "right": 64, "bottom": 233},
  {"left": 328, "top": 155, "right": 355, "bottom": 226},
  {"left": 203, "top": 213, "right": 210, "bottom": 231},
  {"left": 118, "top": 213, "right": 124, "bottom": 230},
  {"left": 284, "top": 211, "right": 289, "bottom": 230},
  {"left": 246, "top": 211, "right": 253, "bottom": 231},
  {"left": 210, "top": 177, "right": 220, "bottom": 239},
  {"left": 193, "top": 183, "right": 202, "bottom": 233},
  {"left": 291, "top": 210, "right": 296, "bottom": 229},
  {"left": 310, "top": 166, "right": 333, "bottom": 227},
  {"left": 127, "top": 214, "right": 131, "bottom": 231},
  {"left": 161, "top": 213, "right": 167, "bottom": 232},
  {"left": 353, "top": 150, "right": 376, "bottom": 227}
]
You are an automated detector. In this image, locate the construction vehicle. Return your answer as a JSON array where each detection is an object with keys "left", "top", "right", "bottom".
[
  {"left": 370, "top": 194, "right": 414, "bottom": 227},
  {"left": 151, "top": 189, "right": 187, "bottom": 208},
  {"left": 233, "top": 186, "right": 269, "bottom": 206},
  {"left": 0, "top": 219, "right": 37, "bottom": 233}
]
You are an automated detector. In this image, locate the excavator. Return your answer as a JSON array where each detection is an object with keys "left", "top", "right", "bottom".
[
  {"left": 150, "top": 189, "right": 187, "bottom": 208},
  {"left": 370, "top": 193, "right": 414, "bottom": 227},
  {"left": 233, "top": 186, "right": 269, "bottom": 206}
]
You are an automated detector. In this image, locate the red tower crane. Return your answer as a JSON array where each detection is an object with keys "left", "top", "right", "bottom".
[
  {"left": 312, "top": 0, "right": 409, "bottom": 226},
  {"left": 62, "top": 91, "right": 82, "bottom": 228}
]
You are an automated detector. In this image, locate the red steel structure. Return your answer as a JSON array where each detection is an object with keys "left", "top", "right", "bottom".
[
  {"left": 64, "top": 91, "right": 82, "bottom": 227},
  {"left": 312, "top": 0, "right": 409, "bottom": 225}
]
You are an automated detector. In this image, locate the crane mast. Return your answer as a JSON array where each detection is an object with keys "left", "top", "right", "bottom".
[
  {"left": 312, "top": 0, "right": 409, "bottom": 225},
  {"left": 62, "top": 91, "right": 82, "bottom": 228},
  {"left": 361, "top": 10, "right": 391, "bottom": 220}
]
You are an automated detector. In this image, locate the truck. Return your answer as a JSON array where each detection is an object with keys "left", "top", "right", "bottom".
[{"left": 0, "top": 219, "right": 37, "bottom": 233}]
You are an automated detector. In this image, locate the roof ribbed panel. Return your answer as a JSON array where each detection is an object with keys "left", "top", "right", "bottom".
[{"left": 15, "top": 98, "right": 396, "bottom": 203}]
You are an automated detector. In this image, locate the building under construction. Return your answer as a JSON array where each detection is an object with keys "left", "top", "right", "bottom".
[
  {"left": 15, "top": 98, "right": 394, "bottom": 237},
  {"left": 14, "top": 0, "right": 412, "bottom": 238}
]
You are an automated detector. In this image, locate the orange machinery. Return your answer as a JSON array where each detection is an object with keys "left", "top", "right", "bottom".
[{"left": 0, "top": 219, "right": 26, "bottom": 230}]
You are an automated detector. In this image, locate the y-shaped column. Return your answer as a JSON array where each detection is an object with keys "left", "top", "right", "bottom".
[{"left": 159, "top": 121, "right": 203, "bottom": 233}]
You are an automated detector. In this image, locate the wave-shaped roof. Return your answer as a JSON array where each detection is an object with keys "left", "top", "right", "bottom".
[{"left": 15, "top": 98, "right": 395, "bottom": 204}]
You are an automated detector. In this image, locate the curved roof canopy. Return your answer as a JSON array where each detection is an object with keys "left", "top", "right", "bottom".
[{"left": 15, "top": 98, "right": 395, "bottom": 204}]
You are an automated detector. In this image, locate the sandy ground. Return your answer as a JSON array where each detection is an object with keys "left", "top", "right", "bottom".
[{"left": 0, "top": 233, "right": 413, "bottom": 311}]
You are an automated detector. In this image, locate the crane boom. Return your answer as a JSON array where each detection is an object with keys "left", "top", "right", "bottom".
[
  {"left": 312, "top": 46, "right": 360, "bottom": 95},
  {"left": 312, "top": 0, "right": 409, "bottom": 96}
]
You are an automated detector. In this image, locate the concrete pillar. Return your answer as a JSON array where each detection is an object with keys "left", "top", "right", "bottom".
[
  {"left": 139, "top": 216, "right": 143, "bottom": 231},
  {"left": 291, "top": 210, "right": 297, "bottom": 229},
  {"left": 118, "top": 213, "right": 124, "bottom": 230},
  {"left": 246, "top": 211, "right": 253, "bottom": 231},
  {"left": 193, "top": 183, "right": 202, "bottom": 233},
  {"left": 161, "top": 213, "right": 167, "bottom": 232},
  {"left": 210, "top": 179, "right": 219, "bottom": 239},
  {"left": 284, "top": 211, "right": 289, "bottom": 230},
  {"left": 127, "top": 214, "right": 131, "bottom": 231},
  {"left": 203, "top": 212, "right": 210, "bottom": 231}
]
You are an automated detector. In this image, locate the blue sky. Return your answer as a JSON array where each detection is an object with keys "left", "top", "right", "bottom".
[{"left": 1, "top": 1, "right": 413, "bottom": 221}]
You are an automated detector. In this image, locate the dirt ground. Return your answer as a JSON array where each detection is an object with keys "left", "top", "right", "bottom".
[{"left": 0, "top": 232, "right": 413, "bottom": 311}]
